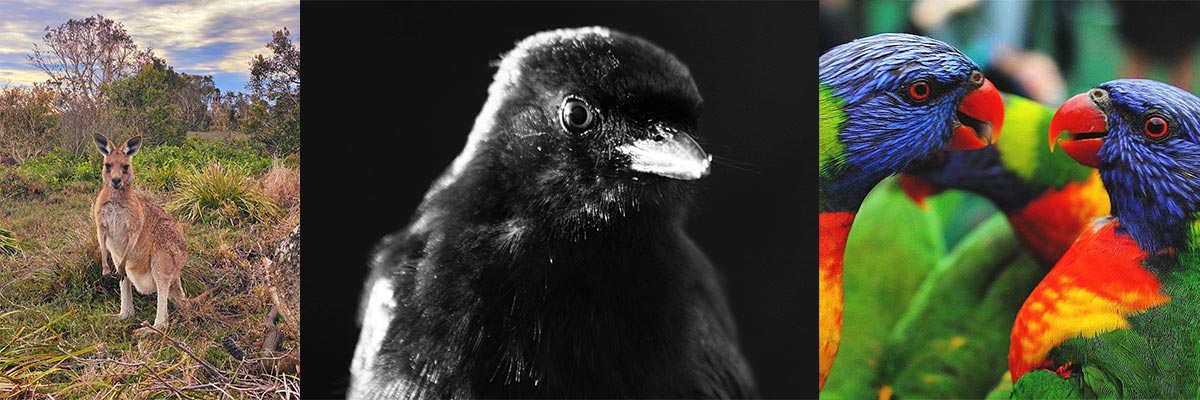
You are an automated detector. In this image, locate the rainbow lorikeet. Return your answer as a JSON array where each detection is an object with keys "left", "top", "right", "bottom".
[
  {"left": 1007, "top": 79, "right": 1200, "bottom": 398},
  {"left": 900, "top": 93, "right": 1111, "bottom": 267},
  {"left": 819, "top": 33, "right": 1005, "bottom": 390}
]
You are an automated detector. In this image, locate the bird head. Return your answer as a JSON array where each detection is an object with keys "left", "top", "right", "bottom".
[
  {"left": 819, "top": 33, "right": 1004, "bottom": 180},
  {"left": 437, "top": 27, "right": 708, "bottom": 233},
  {"left": 1050, "top": 79, "right": 1200, "bottom": 252}
]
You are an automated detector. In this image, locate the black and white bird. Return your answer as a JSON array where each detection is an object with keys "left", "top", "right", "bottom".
[{"left": 350, "top": 26, "right": 756, "bottom": 399}]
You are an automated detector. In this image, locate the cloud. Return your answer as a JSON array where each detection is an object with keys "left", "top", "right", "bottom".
[
  {"left": 0, "top": 68, "right": 51, "bottom": 88},
  {"left": 0, "top": 0, "right": 298, "bottom": 93}
]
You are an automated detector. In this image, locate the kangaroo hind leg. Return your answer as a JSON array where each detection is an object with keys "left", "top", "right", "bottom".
[{"left": 170, "top": 276, "right": 190, "bottom": 307}]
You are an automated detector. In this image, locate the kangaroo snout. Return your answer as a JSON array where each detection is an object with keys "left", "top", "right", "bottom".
[{"left": 110, "top": 178, "right": 122, "bottom": 188}]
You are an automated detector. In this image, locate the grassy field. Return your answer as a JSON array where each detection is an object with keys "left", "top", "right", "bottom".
[{"left": 0, "top": 137, "right": 300, "bottom": 398}]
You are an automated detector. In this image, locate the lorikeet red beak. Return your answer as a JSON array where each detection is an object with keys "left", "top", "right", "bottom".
[
  {"left": 949, "top": 78, "right": 1005, "bottom": 150},
  {"left": 1049, "top": 90, "right": 1109, "bottom": 168}
]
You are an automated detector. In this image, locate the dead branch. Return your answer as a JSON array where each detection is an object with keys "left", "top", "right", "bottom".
[{"left": 138, "top": 321, "right": 223, "bottom": 378}]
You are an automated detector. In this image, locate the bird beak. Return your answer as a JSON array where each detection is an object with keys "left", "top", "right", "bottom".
[
  {"left": 1048, "top": 92, "right": 1107, "bottom": 168},
  {"left": 897, "top": 173, "right": 944, "bottom": 210},
  {"left": 617, "top": 125, "right": 711, "bottom": 180},
  {"left": 948, "top": 78, "right": 1004, "bottom": 151}
]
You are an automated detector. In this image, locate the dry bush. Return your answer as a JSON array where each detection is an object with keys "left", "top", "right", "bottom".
[{"left": 259, "top": 160, "right": 299, "bottom": 211}]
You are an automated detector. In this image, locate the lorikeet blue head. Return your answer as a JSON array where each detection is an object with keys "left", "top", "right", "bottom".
[
  {"left": 820, "top": 33, "right": 1004, "bottom": 211},
  {"left": 1050, "top": 79, "right": 1200, "bottom": 253}
]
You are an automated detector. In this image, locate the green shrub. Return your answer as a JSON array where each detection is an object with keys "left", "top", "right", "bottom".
[
  {"left": 137, "top": 163, "right": 184, "bottom": 192},
  {"left": 282, "top": 152, "right": 300, "bottom": 170},
  {"left": 13, "top": 136, "right": 273, "bottom": 192},
  {"left": 0, "top": 168, "right": 46, "bottom": 199},
  {"left": 168, "top": 162, "right": 281, "bottom": 226},
  {"left": 15, "top": 153, "right": 98, "bottom": 189},
  {"left": 134, "top": 136, "right": 272, "bottom": 191}
]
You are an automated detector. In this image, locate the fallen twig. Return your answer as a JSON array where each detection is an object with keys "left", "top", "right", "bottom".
[
  {"left": 138, "top": 322, "right": 224, "bottom": 378},
  {"left": 139, "top": 362, "right": 185, "bottom": 399}
]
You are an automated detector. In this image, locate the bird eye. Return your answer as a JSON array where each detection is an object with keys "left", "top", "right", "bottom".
[
  {"left": 560, "top": 97, "right": 596, "bottom": 133},
  {"left": 1143, "top": 114, "right": 1170, "bottom": 140},
  {"left": 969, "top": 70, "right": 984, "bottom": 85},
  {"left": 907, "top": 80, "right": 931, "bottom": 102}
]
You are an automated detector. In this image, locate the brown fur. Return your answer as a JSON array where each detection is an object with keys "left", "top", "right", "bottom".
[{"left": 91, "top": 134, "right": 203, "bottom": 335}]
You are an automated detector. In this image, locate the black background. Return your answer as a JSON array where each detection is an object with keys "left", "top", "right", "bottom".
[{"left": 301, "top": 2, "right": 815, "bottom": 398}]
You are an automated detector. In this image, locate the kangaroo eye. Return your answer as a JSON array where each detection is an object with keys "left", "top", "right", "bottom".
[
  {"left": 104, "top": 163, "right": 111, "bottom": 170},
  {"left": 560, "top": 97, "right": 597, "bottom": 133},
  {"left": 907, "top": 80, "right": 931, "bottom": 102},
  {"left": 122, "top": 165, "right": 129, "bottom": 171},
  {"left": 1144, "top": 115, "right": 1170, "bottom": 139}
]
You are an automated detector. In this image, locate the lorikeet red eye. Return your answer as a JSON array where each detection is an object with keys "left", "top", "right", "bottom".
[
  {"left": 908, "top": 80, "right": 930, "bottom": 101},
  {"left": 1144, "top": 115, "right": 1169, "bottom": 139}
]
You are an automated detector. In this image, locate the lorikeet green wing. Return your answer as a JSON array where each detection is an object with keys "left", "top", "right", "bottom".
[
  {"left": 818, "top": 33, "right": 1004, "bottom": 390},
  {"left": 1008, "top": 79, "right": 1200, "bottom": 398},
  {"left": 875, "top": 213, "right": 1043, "bottom": 398}
]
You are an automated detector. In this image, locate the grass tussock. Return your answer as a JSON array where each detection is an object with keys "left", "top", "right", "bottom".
[
  {"left": 0, "top": 136, "right": 299, "bottom": 398},
  {"left": 168, "top": 162, "right": 282, "bottom": 227},
  {"left": 0, "top": 227, "right": 17, "bottom": 256},
  {"left": 0, "top": 308, "right": 100, "bottom": 397}
]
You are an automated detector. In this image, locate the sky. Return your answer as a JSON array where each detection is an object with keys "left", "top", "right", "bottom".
[{"left": 0, "top": 0, "right": 299, "bottom": 94}]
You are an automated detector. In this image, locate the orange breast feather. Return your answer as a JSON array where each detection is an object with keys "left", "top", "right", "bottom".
[
  {"left": 1007, "top": 172, "right": 1110, "bottom": 266},
  {"left": 1008, "top": 218, "right": 1168, "bottom": 381},
  {"left": 819, "top": 211, "right": 854, "bottom": 390}
]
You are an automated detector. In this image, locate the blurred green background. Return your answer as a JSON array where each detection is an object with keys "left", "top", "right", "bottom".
[{"left": 824, "top": 0, "right": 1200, "bottom": 100}]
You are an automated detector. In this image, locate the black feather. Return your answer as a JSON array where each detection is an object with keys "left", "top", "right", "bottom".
[{"left": 349, "top": 27, "right": 756, "bottom": 399}]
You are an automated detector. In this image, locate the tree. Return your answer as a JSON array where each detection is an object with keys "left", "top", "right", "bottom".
[
  {"left": 177, "top": 74, "right": 219, "bottom": 132},
  {"left": 104, "top": 60, "right": 218, "bottom": 146},
  {"left": 0, "top": 85, "right": 59, "bottom": 162},
  {"left": 248, "top": 27, "right": 300, "bottom": 105},
  {"left": 28, "top": 14, "right": 158, "bottom": 156},
  {"left": 208, "top": 91, "right": 249, "bottom": 133},
  {"left": 243, "top": 28, "right": 300, "bottom": 155}
]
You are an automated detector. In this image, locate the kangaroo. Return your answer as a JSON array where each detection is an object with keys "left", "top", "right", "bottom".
[{"left": 92, "top": 134, "right": 203, "bottom": 335}]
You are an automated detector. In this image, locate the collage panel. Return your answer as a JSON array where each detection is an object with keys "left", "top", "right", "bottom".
[
  {"left": 302, "top": 1, "right": 807, "bottom": 399},
  {"left": 821, "top": 1, "right": 1200, "bottom": 399},
  {"left": 0, "top": 1, "right": 818, "bottom": 399},
  {"left": 0, "top": 1, "right": 301, "bottom": 398}
]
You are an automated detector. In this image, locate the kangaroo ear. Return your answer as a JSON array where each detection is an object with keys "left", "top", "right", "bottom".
[
  {"left": 94, "top": 134, "right": 112, "bottom": 156},
  {"left": 124, "top": 136, "right": 143, "bottom": 157}
]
